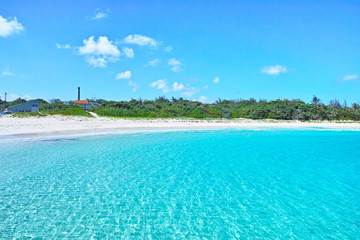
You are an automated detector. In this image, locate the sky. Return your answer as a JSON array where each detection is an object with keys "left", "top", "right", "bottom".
[{"left": 0, "top": 0, "right": 359, "bottom": 103}]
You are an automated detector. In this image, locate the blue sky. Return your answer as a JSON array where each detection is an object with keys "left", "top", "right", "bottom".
[{"left": 0, "top": 0, "right": 359, "bottom": 104}]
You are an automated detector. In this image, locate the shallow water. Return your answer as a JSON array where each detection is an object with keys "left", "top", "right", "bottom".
[{"left": 0, "top": 128, "right": 359, "bottom": 238}]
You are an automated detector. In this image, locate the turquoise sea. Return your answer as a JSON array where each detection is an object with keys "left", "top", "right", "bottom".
[{"left": 0, "top": 128, "right": 359, "bottom": 239}]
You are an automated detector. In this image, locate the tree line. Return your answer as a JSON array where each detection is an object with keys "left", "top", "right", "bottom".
[
  {"left": 92, "top": 96, "right": 360, "bottom": 120},
  {"left": 1, "top": 96, "right": 359, "bottom": 121}
]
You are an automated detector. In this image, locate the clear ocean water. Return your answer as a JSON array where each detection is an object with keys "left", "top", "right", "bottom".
[{"left": 0, "top": 128, "right": 359, "bottom": 239}]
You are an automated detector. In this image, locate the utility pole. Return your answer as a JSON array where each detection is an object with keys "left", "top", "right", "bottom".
[{"left": 4, "top": 92, "right": 7, "bottom": 103}]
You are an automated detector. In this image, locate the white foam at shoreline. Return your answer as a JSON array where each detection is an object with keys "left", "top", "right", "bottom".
[{"left": 1, "top": 115, "right": 359, "bottom": 142}]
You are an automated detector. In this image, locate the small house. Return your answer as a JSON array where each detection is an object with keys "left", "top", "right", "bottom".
[
  {"left": 74, "top": 100, "right": 91, "bottom": 110},
  {"left": 8, "top": 99, "right": 40, "bottom": 113}
]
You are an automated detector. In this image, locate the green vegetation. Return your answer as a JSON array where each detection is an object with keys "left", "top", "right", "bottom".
[
  {"left": 92, "top": 96, "right": 360, "bottom": 121},
  {"left": 2, "top": 96, "right": 360, "bottom": 121},
  {"left": 0, "top": 99, "right": 91, "bottom": 117},
  {"left": 12, "top": 112, "right": 47, "bottom": 117},
  {"left": 39, "top": 102, "right": 92, "bottom": 117}
]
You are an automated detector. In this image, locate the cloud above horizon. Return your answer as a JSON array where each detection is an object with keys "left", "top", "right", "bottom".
[
  {"left": 91, "top": 9, "right": 110, "bottom": 20},
  {"left": 122, "top": 47, "right": 134, "bottom": 58},
  {"left": 182, "top": 87, "right": 199, "bottom": 97},
  {"left": 0, "top": 15, "right": 24, "bottom": 37},
  {"left": 261, "top": 65, "right": 287, "bottom": 75},
  {"left": 1, "top": 68, "right": 13, "bottom": 76},
  {"left": 116, "top": 70, "right": 132, "bottom": 80},
  {"left": 147, "top": 58, "right": 161, "bottom": 67},
  {"left": 213, "top": 76, "right": 220, "bottom": 83},
  {"left": 128, "top": 80, "right": 138, "bottom": 92},
  {"left": 56, "top": 43, "right": 71, "bottom": 49},
  {"left": 172, "top": 82, "right": 184, "bottom": 91},
  {"left": 199, "top": 96, "right": 208, "bottom": 103},
  {"left": 78, "top": 36, "right": 120, "bottom": 67},
  {"left": 150, "top": 79, "right": 170, "bottom": 93},
  {"left": 123, "top": 34, "right": 160, "bottom": 48},
  {"left": 340, "top": 75, "right": 359, "bottom": 81},
  {"left": 164, "top": 46, "right": 173, "bottom": 52},
  {"left": 150, "top": 79, "right": 187, "bottom": 94},
  {"left": 168, "top": 58, "right": 182, "bottom": 72}
]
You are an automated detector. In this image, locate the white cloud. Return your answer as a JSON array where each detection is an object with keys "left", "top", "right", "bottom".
[
  {"left": 204, "top": 85, "right": 209, "bottom": 89},
  {"left": 168, "top": 58, "right": 182, "bottom": 72},
  {"left": 182, "top": 87, "right": 199, "bottom": 97},
  {"left": 79, "top": 36, "right": 120, "bottom": 56},
  {"left": 168, "top": 58, "right": 181, "bottom": 66},
  {"left": 199, "top": 96, "right": 208, "bottom": 103},
  {"left": 213, "top": 76, "right": 220, "bottom": 83},
  {"left": 56, "top": 43, "right": 71, "bottom": 49},
  {"left": 85, "top": 56, "right": 107, "bottom": 68},
  {"left": 261, "top": 65, "right": 287, "bottom": 75},
  {"left": 150, "top": 79, "right": 170, "bottom": 93},
  {"left": 172, "top": 82, "right": 184, "bottom": 91},
  {"left": 123, "top": 34, "right": 160, "bottom": 48},
  {"left": 164, "top": 46, "right": 173, "bottom": 52},
  {"left": 340, "top": 75, "right": 359, "bottom": 81},
  {"left": 79, "top": 36, "right": 120, "bottom": 67},
  {"left": 171, "top": 66, "right": 182, "bottom": 72},
  {"left": 1, "top": 68, "right": 13, "bottom": 76},
  {"left": 122, "top": 47, "right": 134, "bottom": 58},
  {"left": 116, "top": 70, "right": 132, "bottom": 80},
  {"left": 128, "top": 81, "right": 138, "bottom": 92},
  {"left": 0, "top": 15, "right": 24, "bottom": 37},
  {"left": 91, "top": 9, "right": 110, "bottom": 20},
  {"left": 147, "top": 58, "right": 161, "bottom": 67}
]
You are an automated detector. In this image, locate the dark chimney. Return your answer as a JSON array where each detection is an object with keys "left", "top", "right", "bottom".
[{"left": 78, "top": 87, "right": 80, "bottom": 100}]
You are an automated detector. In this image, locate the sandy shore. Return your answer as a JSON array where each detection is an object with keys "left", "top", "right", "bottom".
[{"left": 1, "top": 115, "right": 360, "bottom": 139}]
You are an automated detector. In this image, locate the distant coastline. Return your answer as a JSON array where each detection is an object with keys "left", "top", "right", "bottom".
[{"left": 2, "top": 96, "right": 360, "bottom": 121}]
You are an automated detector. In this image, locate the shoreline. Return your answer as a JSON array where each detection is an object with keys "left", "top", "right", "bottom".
[{"left": 1, "top": 115, "right": 360, "bottom": 141}]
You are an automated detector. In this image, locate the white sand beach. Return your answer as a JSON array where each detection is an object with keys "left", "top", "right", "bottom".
[{"left": 1, "top": 115, "right": 360, "bottom": 138}]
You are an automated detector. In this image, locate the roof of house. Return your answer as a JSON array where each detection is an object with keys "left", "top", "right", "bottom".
[
  {"left": 8, "top": 99, "right": 40, "bottom": 109},
  {"left": 75, "top": 100, "right": 89, "bottom": 104}
]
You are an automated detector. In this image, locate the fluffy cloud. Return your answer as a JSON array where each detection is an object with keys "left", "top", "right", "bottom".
[
  {"left": 168, "top": 58, "right": 182, "bottom": 72},
  {"left": 150, "top": 79, "right": 170, "bottom": 93},
  {"left": 85, "top": 56, "right": 107, "bottom": 68},
  {"left": 213, "top": 76, "right": 220, "bottom": 83},
  {"left": 128, "top": 81, "right": 138, "bottom": 92},
  {"left": 1, "top": 68, "right": 13, "bottom": 76},
  {"left": 79, "top": 36, "right": 120, "bottom": 67},
  {"left": 116, "top": 70, "right": 132, "bottom": 80},
  {"left": 123, "top": 34, "right": 160, "bottom": 48},
  {"left": 79, "top": 36, "right": 120, "bottom": 56},
  {"left": 122, "top": 47, "right": 134, "bottom": 58},
  {"left": 199, "top": 96, "right": 208, "bottom": 103},
  {"left": 164, "top": 46, "right": 173, "bottom": 52},
  {"left": 91, "top": 9, "right": 110, "bottom": 20},
  {"left": 261, "top": 65, "right": 287, "bottom": 75},
  {"left": 150, "top": 79, "right": 198, "bottom": 97},
  {"left": 340, "top": 75, "right": 359, "bottom": 81},
  {"left": 172, "top": 82, "right": 184, "bottom": 91},
  {"left": 56, "top": 43, "right": 71, "bottom": 49},
  {"left": 204, "top": 85, "right": 209, "bottom": 89},
  {"left": 0, "top": 15, "right": 24, "bottom": 37},
  {"left": 182, "top": 87, "right": 199, "bottom": 97},
  {"left": 147, "top": 58, "right": 161, "bottom": 67}
]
